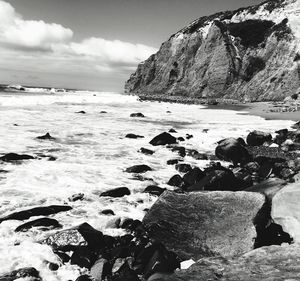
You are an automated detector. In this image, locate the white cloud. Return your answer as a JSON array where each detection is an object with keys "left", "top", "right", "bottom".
[{"left": 0, "top": 1, "right": 73, "bottom": 50}]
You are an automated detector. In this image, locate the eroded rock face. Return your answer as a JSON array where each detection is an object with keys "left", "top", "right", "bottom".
[
  {"left": 157, "top": 244, "right": 300, "bottom": 281},
  {"left": 143, "top": 191, "right": 265, "bottom": 260},
  {"left": 272, "top": 182, "right": 300, "bottom": 242},
  {"left": 125, "top": 0, "right": 300, "bottom": 102}
]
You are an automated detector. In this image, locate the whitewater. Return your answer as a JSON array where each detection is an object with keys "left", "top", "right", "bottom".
[{"left": 0, "top": 91, "right": 294, "bottom": 280}]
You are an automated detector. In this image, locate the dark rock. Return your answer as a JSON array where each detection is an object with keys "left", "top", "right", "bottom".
[
  {"left": 291, "top": 121, "right": 300, "bottom": 129},
  {"left": 0, "top": 153, "right": 35, "bottom": 162},
  {"left": 167, "top": 175, "right": 186, "bottom": 188},
  {"left": 139, "top": 147, "right": 155, "bottom": 155},
  {"left": 175, "top": 163, "right": 192, "bottom": 173},
  {"left": 143, "top": 191, "right": 265, "bottom": 259},
  {"left": 202, "top": 129, "right": 209, "bottom": 133},
  {"left": 215, "top": 138, "right": 251, "bottom": 165},
  {"left": 0, "top": 267, "right": 41, "bottom": 281},
  {"left": 54, "top": 250, "right": 70, "bottom": 263},
  {"left": 76, "top": 111, "right": 86, "bottom": 114},
  {"left": 232, "top": 167, "right": 253, "bottom": 189},
  {"left": 36, "top": 132, "right": 56, "bottom": 140},
  {"left": 75, "top": 275, "right": 93, "bottom": 281},
  {"left": 71, "top": 246, "right": 98, "bottom": 268},
  {"left": 111, "top": 260, "right": 140, "bottom": 281},
  {"left": 100, "top": 111, "right": 107, "bottom": 113},
  {"left": 143, "top": 185, "right": 166, "bottom": 196},
  {"left": 68, "top": 193, "right": 84, "bottom": 202},
  {"left": 177, "top": 137, "right": 185, "bottom": 142},
  {"left": 186, "top": 149, "right": 209, "bottom": 160},
  {"left": 48, "top": 262, "right": 59, "bottom": 271},
  {"left": 15, "top": 217, "right": 62, "bottom": 232},
  {"left": 101, "top": 209, "right": 115, "bottom": 216},
  {"left": 182, "top": 168, "right": 206, "bottom": 187},
  {"left": 77, "top": 223, "right": 105, "bottom": 249},
  {"left": 171, "top": 146, "right": 186, "bottom": 157},
  {"left": 274, "top": 129, "right": 289, "bottom": 145},
  {"left": 121, "top": 219, "right": 143, "bottom": 232},
  {"left": 130, "top": 113, "right": 145, "bottom": 118},
  {"left": 0, "top": 205, "right": 72, "bottom": 223},
  {"left": 100, "top": 187, "right": 130, "bottom": 198},
  {"left": 125, "top": 134, "right": 144, "bottom": 139},
  {"left": 125, "top": 165, "right": 152, "bottom": 173},
  {"left": 169, "top": 128, "right": 177, "bottom": 133},
  {"left": 246, "top": 130, "right": 272, "bottom": 146},
  {"left": 150, "top": 132, "right": 177, "bottom": 146},
  {"left": 186, "top": 134, "right": 193, "bottom": 140},
  {"left": 167, "top": 159, "right": 180, "bottom": 165}
]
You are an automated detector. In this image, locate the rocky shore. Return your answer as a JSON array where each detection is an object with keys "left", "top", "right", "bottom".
[{"left": 1, "top": 116, "right": 299, "bottom": 281}]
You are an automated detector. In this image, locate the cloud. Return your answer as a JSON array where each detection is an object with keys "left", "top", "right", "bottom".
[{"left": 0, "top": 1, "right": 73, "bottom": 50}]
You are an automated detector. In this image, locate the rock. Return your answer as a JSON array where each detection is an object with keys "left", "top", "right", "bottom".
[
  {"left": 186, "top": 149, "right": 208, "bottom": 160},
  {"left": 100, "top": 187, "right": 130, "bottom": 198},
  {"left": 111, "top": 260, "right": 140, "bottom": 281},
  {"left": 246, "top": 130, "right": 272, "bottom": 146},
  {"left": 171, "top": 146, "right": 186, "bottom": 157},
  {"left": 54, "top": 250, "right": 70, "bottom": 263},
  {"left": 68, "top": 193, "right": 84, "bottom": 202},
  {"left": 143, "top": 185, "right": 166, "bottom": 196},
  {"left": 139, "top": 147, "right": 155, "bottom": 155},
  {"left": 186, "top": 134, "right": 193, "bottom": 140},
  {"left": 100, "top": 111, "right": 107, "bottom": 113},
  {"left": 71, "top": 246, "right": 98, "bottom": 268},
  {"left": 292, "top": 121, "right": 300, "bottom": 129},
  {"left": 143, "top": 191, "right": 265, "bottom": 259},
  {"left": 232, "top": 167, "right": 253, "bottom": 189},
  {"left": 90, "top": 258, "right": 107, "bottom": 281},
  {"left": 182, "top": 168, "right": 205, "bottom": 187},
  {"left": 75, "top": 275, "right": 93, "bottom": 281},
  {"left": 15, "top": 217, "right": 62, "bottom": 232},
  {"left": 177, "top": 137, "right": 185, "bottom": 142},
  {"left": 48, "top": 262, "right": 59, "bottom": 271},
  {"left": 158, "top": 244, "right": 300, "bottom": 281},
  {"left": 125, "top": 165, "right": 152, "bottom": 173},
  {"left": 167, "top": 175, "right": 186, "bottom": 188},
  {"left": 274, "top": 129, "right": 289, "bottom": 145},
  {"left": 130, "top": 112, "right": 145, "bottom": 118},
  {"left": 76, "top": 111, "right": 86, "bottom": 114},
  {"left": 36, "top": 132, "right": 56, "bottom": 140},
  {"left": 167, "top": 159, "right": 180, "bottom": 165},
  {"left": 0, "top": 153, "right": 35, "bottom": 162},
  {"left": 150, "top": 132, "right": 177, "bottom": 146},
  {"left": 215, "top": 138, "right": 251, "bottom": 165},
  {"left": 272, "top": 182, "right": 300, "bottom": 243},
  {"left": 77, "top": 223, "right": 106, "bottom": 249},
  {"left": 0, "top": 267, "right": 41, "bottom": 281},
  {"left": 175, "top": 163, "right": 192, "bottom": 173},
  {"left": 101, "top": 209, "right": 115, "bottom": 215},
  {"left": 120, "top": 219, "right": 143, "bottom": 232},
  {"left": 125, "top": 134, "right": 144, "bottom": 139},
  {"left": 169, "top": 128, "right": 177, "bottom": 133},
  {"left": 0, "top": 205, "right": 72, "bottom": 223}
]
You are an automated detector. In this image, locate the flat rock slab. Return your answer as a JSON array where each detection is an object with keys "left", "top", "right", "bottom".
[
  {"left": 158, "top": 244, "right": 300, "bottom": 281},
  {"left": 143, "top": 191, "right": 265, "bottom": 260},
  {"left": 272, "top": 182, "right": 300, "bottom": 242}
]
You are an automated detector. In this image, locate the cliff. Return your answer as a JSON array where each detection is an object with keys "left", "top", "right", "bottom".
[{"left": 125, "top": 0, "right": 300, "bottom": 102}]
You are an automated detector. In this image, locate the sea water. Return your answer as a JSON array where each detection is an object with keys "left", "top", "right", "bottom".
[{"left": 0, "top": 91, "right": 294, "bottom": 280}]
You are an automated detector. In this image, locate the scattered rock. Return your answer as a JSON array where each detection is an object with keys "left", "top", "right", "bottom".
[
  {"left": 0, "top": 153, "right": 35, "bottom": 162},
  {"left": 143, "top": 185, "right": 166, "bottom": 196},
  {"left": 167, "top": 159, "right": 180, "bottom": 165},
  {"left": 100, "top": 187, "right": 130, "bottom": 198},
  {"left": 75, "top": 275, "right": 93, "bottom": 281},
  {"left": 171, "top": 146, "right": 186, "bottom": 157},
  {"left": 139, "top": 147, "right": 155, "bottom": 155},
  {"left": 36, "top": 132, "right": 56, "bottom": 140},
  {"left": 0, "top": 267, "right": 41, "bottom": 281},
  {"left": 0, "top": 205, "right": 72, "bottom": 223},
  {"left": 100, "top": 111, "right": 107, "bottom": 114},
  {"left": 43, "top": 229, "right": 85, "bottom": 248},
  {"left": 101, "top": 209, "right": 115, "bottom": 216},
  {"left": 68, "top": 193, "right": 84, "bottom": 202},
  {"left": 143, "top": 191, "right": 265, "bottom": 259},
  {"left": 15, "top": 217, "right": 62, "bottom": 232},
  {"left": 150, "top": 132, "right": 177, "bottom": 146},
  {"left": 125, "top": 134, "right": 144, "bottom": 139},
  {"left": 291, "top": 121, "right": 300, "bottom": 129},
  {"left": 247, "top": 130, "right": 272, "bottom": 146},
  {"left": 182, "top": 168, "right": 206, "bottom": 187},
  {"left": 76, "top": 111, "right": 86, "bottom": 114},
  {"left": 177, "top": 137, "right": 185, "bottom": 142},
  {"left": 186, "top": 134, "right": 193, "bottom": 140},
  {"left": 167, "top": 175, "right": 186, "bottom": 188},
  {"left": 175, "top": 163, "right": 192, "bottom": 173},
  {"left": 125, "top": 165, "right": 152, "bottom": 173},
  {"left": 130, "top": 113, "right": 145, "bottom": 118},
  {"left": 169, "top": 128, "right": 177, "bottom": 133}
]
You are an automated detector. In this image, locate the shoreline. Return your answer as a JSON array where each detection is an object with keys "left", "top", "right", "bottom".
[{"left": 137, "top": 95, "right": 300, "bottom": 122}]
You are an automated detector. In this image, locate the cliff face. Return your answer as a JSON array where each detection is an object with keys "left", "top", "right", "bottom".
[{"left": 125, "top": 0, "right": 300, "bottom": 101}]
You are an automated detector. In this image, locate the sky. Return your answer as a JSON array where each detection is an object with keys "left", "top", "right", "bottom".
[{"left": 0, "top": 0, "right": 264, "bottom": 91}]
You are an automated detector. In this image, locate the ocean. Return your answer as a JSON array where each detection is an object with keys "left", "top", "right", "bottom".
[{"left": 0, "top": 90, "right": 294, "bottom": 280}]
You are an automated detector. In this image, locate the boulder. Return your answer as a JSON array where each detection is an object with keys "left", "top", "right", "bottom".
[
  {"left": 15, "top": 217, "right": 62, "bottom": 232},
  {"left": 36, "top": 132, "right": 56, "bottom": 140},
  {"left": 167, "top": 175, "right": 186, "bottom": 188},
  {"left": 68, "top": 193, "right": 84, "bottom": 202},
  {"left": 101, "top": 209, "right": 115, "bottom": 215},
  {"left": 171, "top": 146, "right": 186, "bottom": 157},
  {"left": 0, "top": 267, "right": 41, "bottom": 281},
  {"left": 150, "top": 132, "right": 177, "bottom": 146},
  {"left": 158, "top": 244, "right": 300, "bottom": 281},
  {"left": 139, "top": 147, "right": 155, "bottom": 155},
  {"left": 0, "top": 205, "right": 72, "bottom": 223},
  {"left": 125, "top": 165, "right": 152, "bottom": 173},
  {"left": 215, "top": 138, "right": 251, "bottom": 165},
  {"left": 100, "top": 187, "right": 130, "bottom": 198},
  {"left": 125, "top": 134, "right": 144, "bottom": 139},
  {"left": 0, "top": 153, "right": 35, "bottom": 162},
  {"left": 272, "top": 182, "right": 300, "bottom": 242},
  {"left": 175, "top": 164, "right": 192, "bottom": 174},
  {"left": 130, "top": 113, "right": 145, "bottom": 118},
  {"left": 90, "top": 258, "right": 107, "bottom": 281},
  {"left": 167, "top": 159, "right": 180, "bottom": 165},
  {"left": 182, "top": 168, "right": 205, "bottom": 187},
  {"left": 143, "top": 191, "right": 265, "bottom": 259},
  {"left": 291, "top": 121, "right": 300, "bottom": 129},
  {"left": 169, "top": 128, "right": 177, "bottom": 133},
  {"left": 246, "top": 130, "right": 272, "bottom": 146},
  {"left": 143, "top": 185, "right": 166, "bottom": 196},
  {"left": 76, "top": 111, "right": 86, "bottom": 114}
]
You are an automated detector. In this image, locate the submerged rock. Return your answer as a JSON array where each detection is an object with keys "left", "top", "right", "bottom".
[
  {"left": 36, "top": 132, "right": 56, "bottom": 140},
  {"left": 15, "top": 217, "right": 62, "bottom": 232},
  {"left": 246, "top": 130, "right": 272, "bottom": 146},
  {"left": 130, "top": 112, "right": 145, "bottom": 118},
  {"left": 143, "top": 191, "right": 265, "bottom": 259},
  {"left": 139, "top": 147, "right": 155, "bottom": 155},
  {"left": 150, "top": 132, "right": 177, "bottom": 146},
  {"left": 125, "top": 165, "right": 152, "bottom": 173},
  {"left": 100, "top": 187, "right": 130, "bottom": 198},
  {"left": 0, "top": 153, "right": 34, "bottom": 162},
  {"left": 0, "top": 205, "right": 72, "bottom": 223},
  {"left": 125, "top": 133, "right": 144, "bottom": 139}
]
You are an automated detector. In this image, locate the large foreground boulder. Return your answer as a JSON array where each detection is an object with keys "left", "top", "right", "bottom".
[
  {"left": 272, "top": 182, "right": 300, "bottom": 242},
  {"left": 215, "top": 138, "right": 251, "bottom": 165},
  {"left": 157, "top": 244, "right": 300, "bottom": 281},
  {"left": 143, "top": 191, "right": 265, "bottom": 260}
]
